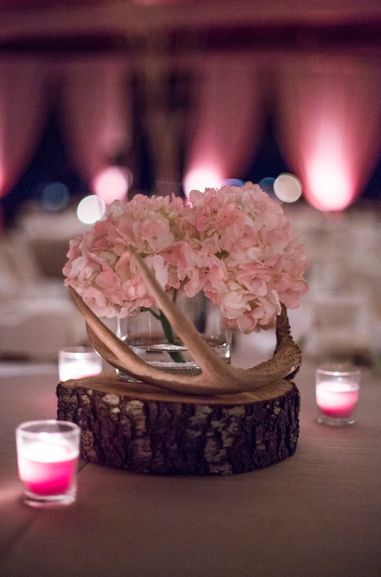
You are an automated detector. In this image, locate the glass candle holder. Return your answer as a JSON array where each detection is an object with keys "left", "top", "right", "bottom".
[
  {"left": 58, "top": 346, "right": 102, "bottom": 381},
  {"left": 315, "top": 364, "right": 361, "bottom": 426},
  {"left": 16, "top": 420, "right": 80, "bottom": 507}
]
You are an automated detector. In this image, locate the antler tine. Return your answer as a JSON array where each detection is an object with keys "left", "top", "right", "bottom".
[
  {"left": 274, "top": 303, "right": 302, "bottom": 377},
  {"left": 235, "top": 304, "right": 301, "bottom": 382},
  {"left": 69, "top": 287, "right": 152, "bottom": 380},
  {"left": 130, "top": 248, "right": 301, "bottom": 384},
  {"left": 128, "top": 247, "right": 233, "bottom": 381},
  {"left": 69, "top": 287, "right": 196, "bottom": 386},
  {"left": 69, "top": 287, "right": 246, "bottom": 394},
  {"left": 85, "top": 322, "right": 125, "bottom": 373},
  {"left": 68, "top": 253, "right": 301, "bottom": 395}
]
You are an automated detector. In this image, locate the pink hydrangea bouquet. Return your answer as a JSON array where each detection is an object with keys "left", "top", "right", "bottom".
[{"left": 63, "top": 182, "right": 308, "bottom": 334}]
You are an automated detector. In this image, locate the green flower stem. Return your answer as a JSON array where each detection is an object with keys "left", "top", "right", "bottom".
[
  {"left": 143, "top": 292, "right": 186, "bottom": 363},
  {"left": 158, "top": 311, "right": 186, "bottom": 363}
]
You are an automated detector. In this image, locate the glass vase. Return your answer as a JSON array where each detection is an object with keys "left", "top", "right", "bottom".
[{"left": 115, "top": 293, "right": 231, "bottom": 376}]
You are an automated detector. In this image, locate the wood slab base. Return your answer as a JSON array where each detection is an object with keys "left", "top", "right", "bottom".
[{"left": 57, "top": 374, "right": 300, "bottom": 475}]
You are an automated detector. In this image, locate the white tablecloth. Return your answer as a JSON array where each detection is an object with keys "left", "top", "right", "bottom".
[{"left": 0, "top": 360, "right": 380, "bottom": 577}]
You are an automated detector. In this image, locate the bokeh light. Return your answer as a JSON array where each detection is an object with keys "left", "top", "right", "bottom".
[
  {"left": 259, "top": 177, "right": 275, "bottom": 196},
  {"left": 306, "top": 158, "right": 353, "bottom": 211},
  {"left": 77, "top": 195, "right": 105, "bottom": 224},
  {"left": 41, "top": 181, "right": 70, "bottom": 211},
  {"left": 183, "top": 166, "right": 224, "bottom": 196},
  {"left": 274, "top": 173, "right": 302, "bottom": 203},
  {"left": 93, "top": 166, "right": 131, "bottom": 204}
]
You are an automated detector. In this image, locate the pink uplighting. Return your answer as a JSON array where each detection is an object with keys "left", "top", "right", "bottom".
[
  {"left": 306, "top": 156, "right": 354, "bottom": 212},
  {"left": 183, "top": 166, "right": 224, "bottom": 196},
  {"left": 183, "top": 57, "right": 263, "bottom": 199},
  {"left": 277, "top": 55, "right": 381, "bottom": 213},
  {"left": 93, "top": 166, "right": 130, "bottom": 204}
]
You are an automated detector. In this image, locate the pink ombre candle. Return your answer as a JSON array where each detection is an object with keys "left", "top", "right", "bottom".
[
  {"left": 315, "top": 365, "right": 361, "bottom": 426},
  {"left": 16, "top": 420, "right": 80, "bottom": 507}
]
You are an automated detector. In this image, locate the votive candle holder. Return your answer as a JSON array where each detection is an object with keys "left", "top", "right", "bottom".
[
  {"left": 58, "top": 346, "right": 102, "bottom": 381},
  {"left": 315, "top": 364, "right": 361, "bottom": 426},
  {"left": 16, "top": 420, "right": 80, "bottom": 507}
]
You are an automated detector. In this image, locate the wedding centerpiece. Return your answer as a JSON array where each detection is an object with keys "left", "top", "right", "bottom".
[
  {"left": 58, "top": 182, "right": 308, "bottom": 475},
  {"left": 63, "top": 182, "right": 307, "bottom": 369}
]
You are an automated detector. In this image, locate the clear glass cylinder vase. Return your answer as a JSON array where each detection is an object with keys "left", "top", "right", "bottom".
[{"left": 115, "top": 293, "right": 231, "bottom": 376}]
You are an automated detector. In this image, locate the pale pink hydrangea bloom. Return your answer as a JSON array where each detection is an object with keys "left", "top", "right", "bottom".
[
  {"left": 63, "top": 183, "right": 308, "bottom": 332},
  {"left": 180, "top": 182, "right": 308, "bottom": 332},
  {"left": 63, "top": 194, "right": 186, "bottom": 318}
]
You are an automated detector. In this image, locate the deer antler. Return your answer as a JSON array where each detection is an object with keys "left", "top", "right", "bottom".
[{"left": 69, "top": 249, "right": 301, "bottom": 395}]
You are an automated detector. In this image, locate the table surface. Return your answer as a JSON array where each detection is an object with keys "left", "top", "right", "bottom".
[{"left": 0, "top": 359, "right": 380, "bottom": 577}]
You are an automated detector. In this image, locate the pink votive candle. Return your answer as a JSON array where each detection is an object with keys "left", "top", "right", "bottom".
[
  {"left": 16, "top": 420, "right": 80, "bottom": 507},
  {"left": 315, "top": 365, "right": 361, "bottom": 426}
]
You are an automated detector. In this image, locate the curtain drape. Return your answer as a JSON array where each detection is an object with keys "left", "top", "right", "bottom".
[
  {"left": 0, "top": 57, "right": 46, "bottom": 198},
  {"left": 60, "top": 57, "right": 130, "bottom": 188},
  {"left": 1, "top": 52, "right": 380, "bottom": 214},
  {"left": 276, "top": 54, "right": 381, "bottom": 211},
  {"left": 183, "top": 55, "right": 265, "bottom": 194}
]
